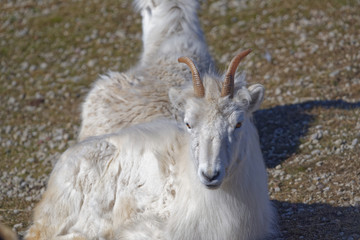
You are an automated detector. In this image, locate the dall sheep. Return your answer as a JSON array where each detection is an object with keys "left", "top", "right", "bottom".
[
  {"left": 78, "top": 0, "right": 213, "bottom": 140},
  {"left": 26, "top": 0, "right": 277, "bottom": 239},
  {"left": 26, "top": 118, "right": 274, "bottom": 240}
]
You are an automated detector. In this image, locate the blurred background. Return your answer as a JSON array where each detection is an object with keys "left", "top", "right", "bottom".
[{"left": 1, "top": 0, "right": 359, "bottom": 239}]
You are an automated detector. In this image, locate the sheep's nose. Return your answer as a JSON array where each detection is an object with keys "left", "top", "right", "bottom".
[{"left": 201, "top": 170, "right": 220, "bottom": 182}]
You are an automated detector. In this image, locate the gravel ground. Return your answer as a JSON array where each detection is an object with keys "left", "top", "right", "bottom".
[{"left": 1, "top": 0, "right": 359, "bottom": 239}]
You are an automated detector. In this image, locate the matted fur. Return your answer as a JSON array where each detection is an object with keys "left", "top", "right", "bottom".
[{"left": 26, "top": 120, "right": 275, "bottom": 240}]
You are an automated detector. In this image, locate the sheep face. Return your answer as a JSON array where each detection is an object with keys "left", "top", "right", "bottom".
[
  {"left": 184, "top": 96, "right": 245, "bottom": 188},
  {"left": 169, "top": 74, "right": 265, "bottom": 189}
]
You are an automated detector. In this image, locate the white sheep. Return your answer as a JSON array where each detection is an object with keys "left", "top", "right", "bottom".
[
  {"left": 26, "top": 51, "right": 276, "bottom": 239},
  {"left": 26, "top": 0, "right": 276, "bottom": 238},
  {"left": 26, "top": 116, "right": 275, "bottom": 239},
  {"left": 78, "top": 0, "right": 213, "bottom": 140}
]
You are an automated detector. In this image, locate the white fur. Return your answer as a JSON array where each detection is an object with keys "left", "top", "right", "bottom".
[
  {"left": 78, "top": 0, "right": 213, "bottom": 140},
  {"left": 27, "top": 0, "right": 276, "bottom": 239},
  {"left": 26, "top": 120, "right": 275, "bottom": 240}
]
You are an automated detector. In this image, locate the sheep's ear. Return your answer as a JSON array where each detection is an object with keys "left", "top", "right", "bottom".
[
  {"left": 169, "top": 87, "right": 187, "bottom": 118},
  {"left": 247, "top": 84, "right": 265, "bottom": 113},
  {"left": 234, "top": 72, "right": 247, "bottom": 89}
]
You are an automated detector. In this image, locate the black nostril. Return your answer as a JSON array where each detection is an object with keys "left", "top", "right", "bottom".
[{"left": 201, "top": 171, "right": 220, "bottom": 182}]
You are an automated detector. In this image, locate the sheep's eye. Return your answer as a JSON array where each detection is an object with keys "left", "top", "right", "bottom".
[
  {"left": 186, "top": 123, "right": 191, "bottom": 129},
  {"left": 235, "top": 122, "right": 242, "bottom": 129}
]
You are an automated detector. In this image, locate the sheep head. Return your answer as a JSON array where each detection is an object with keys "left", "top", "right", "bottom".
[{"left": 170, "top": 49, "right": 264, "bottom": 189}]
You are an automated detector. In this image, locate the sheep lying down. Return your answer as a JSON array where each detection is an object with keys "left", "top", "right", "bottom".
[{"left": 26, "top": 120, "right": 275, "bottom": 240}]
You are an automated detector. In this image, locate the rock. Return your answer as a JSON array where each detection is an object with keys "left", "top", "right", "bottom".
[
  {"left": 29, "top": 65, "right": 36, "bottom": 72},
  {"left": 329, "top": 70, "right": 340, "bottom": 77},
  {"left": 312, "top": 139, "right": 319, "bottom": 144},
  {"left": 334, "top": 139, "right": 343, "bottom": 146},
  {"left": 275, "top": 88, "right": 281, "bottom": 95},
  {"left": 87, "top": 59, "right": 96, "bottom": 68},
  {"left": 311, "top": 131, "right": 323, "bottom": 140},
  {"left": 354, "top": 196, "right": 360, "bottom": 206},
  {"left": 21, "top": 62, "right": 29, "bottom": 70},
  {"left": 315, "top": 161, "right": 323, "bottom": 166},
  {"left": 40, "top": 62, "right": 48, "bottom": 69},
  {"left": 8, "top": 97, "right": 16, "bottom": 105},
  {"left": 311, "top": 149, "right": 321, "bottom": 155},
  {"left": 264, "top": 51, "right": 272, "bottom": 63},
  {"left": 307, "top": 185, "right": 316, "bottom": 191},
  {"left": 13, "top": 223, "right": 23, "bottom": 229}
]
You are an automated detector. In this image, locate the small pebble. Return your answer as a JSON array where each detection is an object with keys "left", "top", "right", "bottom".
[
  {"left": 334, "top": 139, "right": 343, "bottom": 146},
  {"left": 13, "top": 223, "right": 23, "bottom": 229}
]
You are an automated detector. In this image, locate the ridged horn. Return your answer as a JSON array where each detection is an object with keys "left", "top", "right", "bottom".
[
  {"left": 221, "top": 49, "right": 252, "bottom": 98},
  {"left": 178, "top": 57, "right": 205, "bottom": 98}
]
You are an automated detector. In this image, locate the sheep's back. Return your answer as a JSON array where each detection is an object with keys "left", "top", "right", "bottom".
[
  {"left": 79, "top": 69, "right": 186, "bottom": 140},
  {"left": 26, "top": 120, "right": 185, "bottom": 239}
]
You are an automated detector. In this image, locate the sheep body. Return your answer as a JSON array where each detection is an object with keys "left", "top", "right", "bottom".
[
  {"left": 26, "top": 120, "right": 274, "bottom": 240},
  {"left": 26, "top": 0, "right": 277, "bottom": 238},
  {"left": 79, "top": 0, "right": 213, "bottom": 140}
]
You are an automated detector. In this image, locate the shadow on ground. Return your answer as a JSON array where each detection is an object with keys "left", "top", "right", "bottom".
[
  {"left": 254, "top": 99, "right": 360, "bottom": 168},
  {"left": 273, "top": 200, "right": 360, "bottom": 239}
]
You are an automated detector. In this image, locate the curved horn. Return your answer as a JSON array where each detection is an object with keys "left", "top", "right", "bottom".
[
  {"left": 221, "top": 49, "right": 252, "bottom": 98},
  {"left": 178, "top": 57, "right": 205, "bottom": 98}
]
